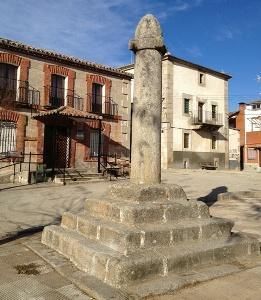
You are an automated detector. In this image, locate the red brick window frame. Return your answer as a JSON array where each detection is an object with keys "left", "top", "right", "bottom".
[
  {"left": 0, "top": 52, "right": 30, "bottom": 87},
  {"left": 86, "top": 74, "right": 112, "bottom": 113},
  {"left": 84, "top": 120, "right": 111, "bottom": 161},
  {"left": 43, "top": 64, "right": 76, "bottom": 107}
]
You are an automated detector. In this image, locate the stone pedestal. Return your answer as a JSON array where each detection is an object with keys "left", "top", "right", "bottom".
[
  {"left": 41, "top": 14, "right": 260, "bottom": 299},
  {"left": 42, "top": 183, "right": 260, "bottom": 297}
]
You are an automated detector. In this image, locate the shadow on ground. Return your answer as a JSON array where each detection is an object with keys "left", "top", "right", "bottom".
[{"left": 198, "top": 186, "right": 228, "bottom": 206}]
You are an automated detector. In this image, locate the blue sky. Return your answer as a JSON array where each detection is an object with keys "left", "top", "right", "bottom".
[{"left": 0, "top": 0, "right": 260, "bottom": 111}]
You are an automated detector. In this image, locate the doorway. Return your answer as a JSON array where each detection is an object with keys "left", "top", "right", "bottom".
[{"left": 43, "top": 125, "right": 71, "bottom": 169}]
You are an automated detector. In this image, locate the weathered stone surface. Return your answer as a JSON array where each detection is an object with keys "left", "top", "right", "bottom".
[
  {"left": 84, "top": 198, "right": 210, "bottom": 224},
  {"left": 42, "top": 225, "right": 260, "bottom": 288},
  {"left": 110, "top": 182, "right": 187, "bottom": 203},
  {"left": 129, "top": 14, "right": 166, "bottom": 184},
  {"left": 40, "top": 14, "right": 261, "bottom": 299}
]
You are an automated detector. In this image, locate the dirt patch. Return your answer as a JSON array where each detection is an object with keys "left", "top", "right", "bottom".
[{"left": 14, "top": 262, "right": 41, "bottom": 275}]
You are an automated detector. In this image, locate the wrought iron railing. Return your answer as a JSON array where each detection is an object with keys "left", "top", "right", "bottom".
[
  {"left": 72, "top": 95, "right": 84, "bottom": 111},
  {"left": 191, "top": 111, "right": 223, "bottom": 126},
  {"left": 44, "top": 86, "right": 67, "bottom": 107},
  {"left": 0, "top": 77, "right": 40, "bottom": 106},
  {"left": 45, "top": 86, "right": 83, "bottom": 110},
  {"left": 87, "top": 94, "right": 118, "bottom": 116}
]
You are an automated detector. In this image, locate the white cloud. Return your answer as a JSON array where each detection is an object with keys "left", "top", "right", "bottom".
[
  {"left": 216, "top": 27, "right": 240, "bottom": 41},
  {"left": 172, "top": 0, "right": 203, "bottom": 12},
  {"left": 257, "top": 75, "right": 261, "bottom": 82}
]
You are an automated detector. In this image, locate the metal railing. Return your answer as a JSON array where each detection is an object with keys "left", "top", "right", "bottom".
[
  {"left": 44, "top": 86, "right": 67, "bottom": 107},
  {"left": 45, "top": 86, "right": 84, "bottom": 110},
  {"left": 191, "top": 111, "right": 223, "bottom": 126},
  {"left": 72, "top": 94, "right": 84, "bottom": 111},
  {"left": 0, "top": 77, "right": 40, "bottom": 106},
  {"left": 87, "top": 94, "right": 118, "bottom": 116},
  {"left": 0, "top": 152, "right": 44, "bottom": 184}
]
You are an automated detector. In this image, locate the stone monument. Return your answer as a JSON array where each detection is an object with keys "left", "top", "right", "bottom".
[{"left": 42, "top": 14, "right": 260, "bottom": 299}]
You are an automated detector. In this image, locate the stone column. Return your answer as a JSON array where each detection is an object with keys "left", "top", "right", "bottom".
[{"left": 129, "top": 14, "right": 166, "bottom": 184}]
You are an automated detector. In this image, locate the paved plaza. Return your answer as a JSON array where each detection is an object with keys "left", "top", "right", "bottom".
[
  {"left": 0, "top": 169, "right": 260, "bottom": 241},
  {"left": 0, "top": 169, "right": 260, "bottom": 299}
]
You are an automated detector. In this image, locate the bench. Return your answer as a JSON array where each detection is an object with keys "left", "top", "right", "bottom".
[{"left": 201, "top": 162, "right": 217, "bottom": 170}]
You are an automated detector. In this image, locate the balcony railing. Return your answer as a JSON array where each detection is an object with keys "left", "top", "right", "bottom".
[
  {"left": 45, "top": 86, "right": 84, "bottom": 110},
  {"left": 71, "top": 95, "right": 84, "bottom": 111},
  {"left": 0, "top": 77, "right": 40, "bottom": 106},
  {"left": 191, "top": 111, "right": 223, "bottom": 127},
  {"left": 87, "top": 94, "right": 118, "bottom": 116},
  {"left": 45, "top": 86, "right": 66, "bottom": 108}
]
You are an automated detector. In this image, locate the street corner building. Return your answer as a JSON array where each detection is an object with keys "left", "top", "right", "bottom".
[
  {"left": 0, "top": 38, "right": 132, "bottom": 181},
  {"left": 120, "top": 53, "right": 231, "bottom": 170},
  {"left": 229, "top": 100, "right": 261, "bottom": 171}
]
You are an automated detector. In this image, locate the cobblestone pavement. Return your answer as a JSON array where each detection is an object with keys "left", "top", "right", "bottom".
[{"left": 0, "top": 233, "right": 93, "bottom": 300}]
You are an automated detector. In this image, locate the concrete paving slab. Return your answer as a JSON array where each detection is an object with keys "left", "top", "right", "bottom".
[{"left": 0, "top": 233, "right": 93, "bottom": 299}]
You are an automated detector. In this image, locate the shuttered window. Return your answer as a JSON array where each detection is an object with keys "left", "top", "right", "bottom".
[
  {"left": 184, "top": 98, "right": 190, "bottom": 114},
  {"left": 0, "top": 121, "right": 17, "bottom": 154}
]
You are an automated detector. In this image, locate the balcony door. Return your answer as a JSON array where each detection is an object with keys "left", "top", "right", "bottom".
[
  {"left": 0, "top": 63, "right": 17, "bottom": 102},
  {"left": 92, "top": 83, "right": 103, "bottom": 113},
  {"left": 198, "top": 102, "right": 204, "bottom": 123},
  {"left": 51, "top": 74, "right": 65, "bottom": 107}
]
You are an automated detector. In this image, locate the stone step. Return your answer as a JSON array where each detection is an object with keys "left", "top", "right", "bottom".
[
  {"left": 55, "top": 173, "right": 101, "bottom": 178},
  {"left": 61, "top": 212, "right": 234, "bottom": 254},
  {"left": 42, "top": 225, "right": 260, "bottom": 288},
  {"left": 84, "top": 198, "right": 210, "bottom": 225}
]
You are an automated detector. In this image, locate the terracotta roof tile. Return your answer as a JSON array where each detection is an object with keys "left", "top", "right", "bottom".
[
  {"left": 0, "top": 37, "right": 132, "bottom": 79},
  {"left": 33, "top": 106, "right": 102, "bottom": 120}
]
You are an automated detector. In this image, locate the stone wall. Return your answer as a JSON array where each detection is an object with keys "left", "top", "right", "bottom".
[{"left": 172, "top": 151, "right": 225, "bottom": 169}]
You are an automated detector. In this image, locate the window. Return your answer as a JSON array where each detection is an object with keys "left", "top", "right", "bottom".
[
  {"left": 50, "top": 74, "right": 65, "bottom": 107},
  {"left": 0, "top": 63, "right": 17, "bottom": 101},
  {"left": 92, "top": 83, "right": 103, "bottom": 113},
  {"left": 198, "top": 102, "right": 204, "bottom": 122},
  {"left": 212, "top": 105, "right": 217, "bottom": 119},
  {"left": 199, "top": 72, "right": 206, "bottom": 86},
  {"left": 0, "top": 121, "right": 17, "bottom": 155},
  {"left": 211, "top": 135, "right": 217, "bottom": 150},
  {"left": 184, "top": 133, "right": 190, "bottom": 149},
  {"left": 90, "top": 129, "right": 104, "bottom": 157},
  {"left": 184, "top": 98, "right": 190, "bottom": 114},
  {"left": 248, "top": 148, "right": 256, "bottom": 160}
]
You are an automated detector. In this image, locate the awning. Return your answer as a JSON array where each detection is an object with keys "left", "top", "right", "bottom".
[{"left": 33, "top": 106, "right": 102, "bottom": 121}]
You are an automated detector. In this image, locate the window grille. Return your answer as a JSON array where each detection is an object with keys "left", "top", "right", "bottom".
[{"left": 0, "top": 121, "right": 17, "bottom": 155}]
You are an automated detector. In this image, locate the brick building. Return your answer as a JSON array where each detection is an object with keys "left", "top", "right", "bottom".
[
  {"left": 0, "top": 38, "right": 132, "bottom": 179},
  {"left": 229, "top": 101, "right": 261, "bottom": 170}
]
